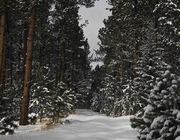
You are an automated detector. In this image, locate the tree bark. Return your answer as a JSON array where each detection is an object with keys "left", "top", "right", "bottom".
[
  {"left": 59, "top": 46, "right": 65, "bottom": 82},
  {"left": 20, "top": 1, "right": 36, "bottom": 125},
  {"left": 0, "top": 15, "right": 6, "bottom": 94},
  {"left": 133, "top": 1, "right": 139, "bottom": 79},
  {"left": 134, "top": 0, "right": 138, "bottom": 14}
]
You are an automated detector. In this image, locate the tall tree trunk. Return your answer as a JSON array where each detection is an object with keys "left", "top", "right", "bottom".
[
  {"left": 133, "top": 40, "right": 140, "bottom": 78},
  {"left": 59, "top": 46, "right": 65, "bottom": 82},
  {"left": 71, "top": 49, "right": 75, "bottom": 85},
  {"left": 22, "top": 22, "right": 28, "bottom": 81},
  {"left": 133, "top": 0, "right": 139, "bottom": 78},
  {"left": 0, "top": 15, "right": 7, "bottom": 94},
  {"left": 134, "top": 0, "right": 138, "bottom": 14},
  {"left": 20, "top": 1, "right": 36, "bottom": 125},
  {"left": 57, "top": 44, "right": 65, "bottom": 84},
  {"left": 154, "top": 0, "right": 159, "bottom": 29}
]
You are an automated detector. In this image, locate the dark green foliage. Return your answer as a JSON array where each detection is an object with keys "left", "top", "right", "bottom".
[
  {"left": 74, "top": 77, "right": 92, "bottom": 109},
  {"left": 131, "top": 68, "right": 180, "bottom": 140},
  {"left": 91, "top": 1, "right": 180, "bottom": 139},
  {"left": 30, "top": 79, "right": 76, "bottom": 122},
  {"left": 28, "top": 0, "right": 91, "bottom": 121},
  {"left": 91, "top": 65, "right": 106, "bottom": 112},
  {"left": 0, "top": 0, "right": 92, "bottom": 134},
  {"left": 130, "top": 1, "right": 180, "bottom": 139},
  {"left": 91, "top": 0, "right": 148, "bottom": 116},
  {"left": 78, "top": 0, "right": 97, "bottom": 8},
  {"left": 50, "top": 0, "right": 92, "bottom": 108},
  {"left": 0, "top": 93, "right": 17, "bottom": 135}
]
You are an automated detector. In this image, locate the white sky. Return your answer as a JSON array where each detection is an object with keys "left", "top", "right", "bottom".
[{"left": 79, "top": 0, "right": 112, "bottom": 56}]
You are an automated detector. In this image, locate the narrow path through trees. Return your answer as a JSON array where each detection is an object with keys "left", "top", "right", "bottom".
[{"left": 1, "top": 109, "right": 137, "bottom": 140}]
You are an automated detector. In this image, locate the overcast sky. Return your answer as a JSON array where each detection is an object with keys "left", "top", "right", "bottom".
[{"left": 79, "top": 1, "right": 111, "bottom": 56}]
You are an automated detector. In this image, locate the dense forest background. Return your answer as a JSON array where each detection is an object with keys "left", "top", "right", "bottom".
[
  {"left": 0, "top": 0, "right": 180, "bottom": 140},
  {"left": 0, "top": 0, "right": 95, "bottom": 134}
]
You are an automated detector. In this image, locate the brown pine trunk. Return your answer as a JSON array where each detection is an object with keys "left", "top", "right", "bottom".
[
  {"left": 118, "top": 61, "right": 123, "bottom": 82},
  {"left": 133, "top": 42, "right": 139, "bottom": 78},
  {"left": 71, "top": 47, "right": 76, "bottom": 85},
  {"left": 132, "top": 0, "right": 139, "bottom": 79},
  {"left": 20, "top": 1, "right": 36, "bottom": 125},
  {"left": 59, "top": 46, "right": 65, "bottom": 82},
  {"left": 22, "top": 22, "right": 28, "bottom": 81},
  {"left": 0, "top": 15, "right": 7, "bottom": 94}
]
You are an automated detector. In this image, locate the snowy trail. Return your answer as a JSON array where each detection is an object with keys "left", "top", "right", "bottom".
[{"left": 0, "top": 109, "right": 137, "bottom": 140}]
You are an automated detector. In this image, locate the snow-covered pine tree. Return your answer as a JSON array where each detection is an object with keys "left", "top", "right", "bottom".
[
  {"left": 77, "top": 0, "right": 97, "bottom": 8},
  {"left": 119, "top": 0, "right": 152, "bottom": 115},
  {"left": 91, "top": 55, "right": 123, "bottom": 116},
  {"left": 95, "top": 0, "right": 154, "bottom": 116},
  {"left": 0, "top": 0, "right": 92, "bottom": 130},
  {"left": 131, "top": 1, "right": 180, "bottom": 139},
  {"left": 91, "top": 65, "right": 106, "bottom": 112},
  {"left": 0, "top": 0, "right": 23, "bottom": 134},
  {"left": 0, "top": 92, "right": 17, "bottom": 135},
  {"left": 51, "top": 0, "right": 92, "bottom": 109},
  {"left": 50, "top": 82, "right": 76, "bottom": 122},
  {"left": 154, "top": 0, "right": 180, "bottom": 73},
  {"left": 100, "top": 71, "right": 122, "bottom": 116},
  {"left": 23, "top": 0, "right": 92, "bottom": 124},
  {"left": 132, "top": 66, "right": 180, "bottom": 140},
  {"left": 30, "top": 65, "right": 76, "bottom": 123},
  {"left": 94, "top": 0, "right": 135, "bottom": 116}
]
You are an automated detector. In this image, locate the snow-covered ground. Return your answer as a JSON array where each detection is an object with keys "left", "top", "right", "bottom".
[{"left": 0, "top": 109, "right": 137, "bottom": 140}]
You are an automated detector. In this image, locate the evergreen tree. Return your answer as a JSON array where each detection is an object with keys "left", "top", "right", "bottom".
[
  {"left": 0, "top": 94, "right": 17, "bottom": 134},
  {"left": 92, "top": 0, "right": 180, "bottom": 123},
  {"left": 131, "top": 1, "right": 180, "bottom": 139},
  {"left": 91, "top": 65, "right": 106, "bottom": 112},
  {"left": 0, "top": 0, "right": 21, "bottom": 134},
  {"left": 0, "top": 0, "right": 92, "bottom": 131},
  {"left": 92, "top": 0, "right": 149, "bottom": 116},
  {"left": 20, "top": 0, "right": 38, "bottom": 125},
  {"left": 132, "top": 67, "right": 180, "bottom": 140},
  {"left": 154, "top": 0, "right": 180, "bottom": 73}
]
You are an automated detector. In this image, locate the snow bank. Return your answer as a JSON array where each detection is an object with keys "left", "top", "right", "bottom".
[{"left": 0, "top": 109, "right": 137, "bottom": 140}]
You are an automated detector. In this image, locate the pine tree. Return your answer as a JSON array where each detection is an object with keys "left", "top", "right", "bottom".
[
  {"left": 0, "top": 0, "right": 92, "bottom": 130},
  {"left": 78, "top": 0, "right": 97, "bottom": 8},
  {"left": 91, "top": 65, "right": 106, "bottom": 112},
  {"left": 20, "top": 0, "right": 37, "bottom": 125},
  {"left": 132, "top": 67, "right": 180, "bottom": 140},
  {"left": 0, "top": 0, "right": 7, "bottom": 94},
  {"left": 131, "top": 1, "right": 180, "bottom": 139},
  {"left": 0, "top": 0, "right": 19, "bottom": 134},
  {"left": 93, "top": 0, "right": 149, "bottom": 116},
  {"left": 0, "top": 94, "right": 17, "bottom": 134},
  {"left": 154, "top": 0, "right": 180, "bottom": 73},
  {"left": 26, "top": 0, "right": 92, "bottom": 123}
]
